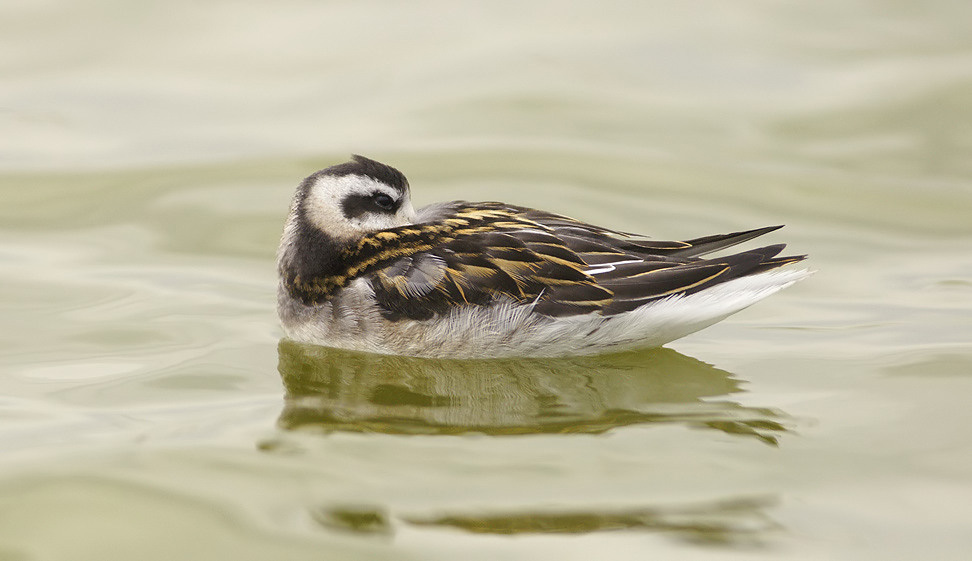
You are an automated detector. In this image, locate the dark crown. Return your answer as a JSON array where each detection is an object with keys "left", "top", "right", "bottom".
[{"left": 319, "top": 155, "right": 409, "bottom": 195}]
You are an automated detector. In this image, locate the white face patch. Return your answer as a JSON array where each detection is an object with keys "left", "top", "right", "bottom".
[{"left": 302, "top": 174, "right": 417, "bottom": 242}]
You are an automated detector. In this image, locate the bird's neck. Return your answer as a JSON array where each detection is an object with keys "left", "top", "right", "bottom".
[{"left": 278, "top": 218, "right": 351, "bottom": 305}]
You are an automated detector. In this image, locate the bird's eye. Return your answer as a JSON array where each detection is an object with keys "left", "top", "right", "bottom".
[{"left": 373, "top": 193, "right": 396, "bottom": 210}]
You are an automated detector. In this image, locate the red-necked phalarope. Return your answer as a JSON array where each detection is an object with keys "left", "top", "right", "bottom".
[{"left": 277, "top": 155, "right": 809, "bottom": 358}]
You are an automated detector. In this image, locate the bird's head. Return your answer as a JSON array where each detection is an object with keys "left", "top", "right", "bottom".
[{"left": 289, "top": 155, "right": 416, "bottom": 244}]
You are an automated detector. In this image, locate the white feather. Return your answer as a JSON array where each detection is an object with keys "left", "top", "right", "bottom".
[
  {"left": 280, "top": 268, "right": 812, "bottom": 358},
  {"left": 585, "top": 259, "right": 643, "bottom": 275}
]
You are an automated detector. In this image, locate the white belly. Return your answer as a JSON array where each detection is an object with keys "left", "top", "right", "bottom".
[{"left": 279, "top": 269, "right": 811, "bottom": 358}]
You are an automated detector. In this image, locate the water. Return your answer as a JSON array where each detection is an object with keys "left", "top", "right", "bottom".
[{"left": 2, "top": 1, "right": 971, "bottom": 559}]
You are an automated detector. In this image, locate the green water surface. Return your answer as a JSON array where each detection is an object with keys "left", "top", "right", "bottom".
[{"left": 2, "top": 1, "right": 971, "bottom": 560}]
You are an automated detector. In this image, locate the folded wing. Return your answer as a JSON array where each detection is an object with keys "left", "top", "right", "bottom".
[{"left": 370, "top": 203, "right": 805, "bottom": 320}]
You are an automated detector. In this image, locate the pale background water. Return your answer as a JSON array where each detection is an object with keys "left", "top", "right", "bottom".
[{"left": 2, "top": 1, "right": 971, "bottom": 559}]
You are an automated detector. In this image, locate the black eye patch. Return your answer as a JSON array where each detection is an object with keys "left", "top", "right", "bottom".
[{"left": 341, "top": 192, "right": 399, "bottom": 219}]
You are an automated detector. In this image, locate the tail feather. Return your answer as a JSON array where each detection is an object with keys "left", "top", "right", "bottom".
[{"left": 670, "top": 225, "right": 785, "bottom": 258}]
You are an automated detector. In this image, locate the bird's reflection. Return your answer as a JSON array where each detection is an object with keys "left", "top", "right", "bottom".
[
  {"left": 276, "top": 340, "right": 788, "bottom": 444},
  {"left": 313, "top": 494, "right": 779, "bottom": 545}
]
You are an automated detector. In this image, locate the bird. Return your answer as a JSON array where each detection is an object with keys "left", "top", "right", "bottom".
[{"left": 277, "top": 155, "right": 810, "bottom": 358}]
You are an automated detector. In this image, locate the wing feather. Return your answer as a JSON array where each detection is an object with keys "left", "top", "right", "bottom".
[{"left": 366, "top": 203, "right": 804, "bottom": 321}]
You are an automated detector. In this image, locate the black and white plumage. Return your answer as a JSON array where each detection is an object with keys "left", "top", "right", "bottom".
[{"left": 277, "top": 155, "right": 810, "bottom": 358}]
